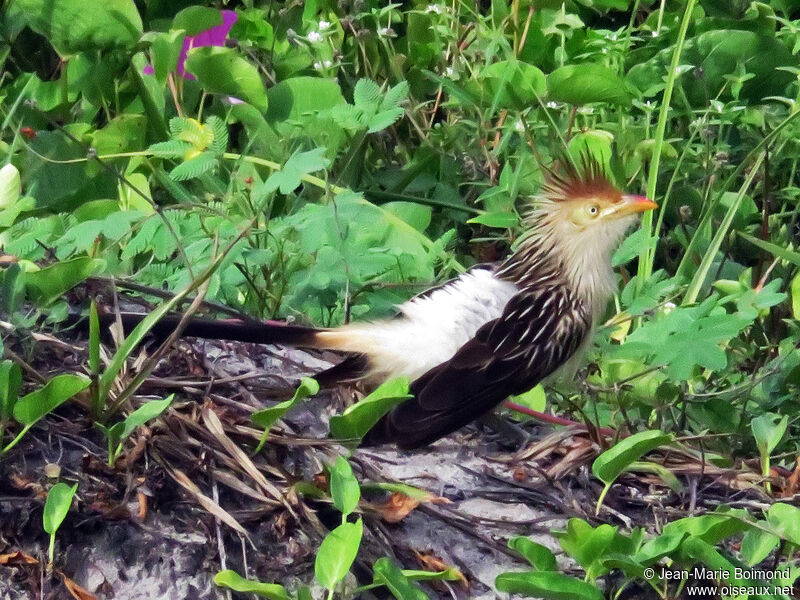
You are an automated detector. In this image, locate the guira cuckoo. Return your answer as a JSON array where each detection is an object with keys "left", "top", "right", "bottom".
[{"left": 105, "top": 158, "right": 657, "bottom": 449}]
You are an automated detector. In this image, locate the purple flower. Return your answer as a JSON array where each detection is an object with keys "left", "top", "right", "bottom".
[{"left": 144, "top": 10, "right": 238, "bottom": 80}]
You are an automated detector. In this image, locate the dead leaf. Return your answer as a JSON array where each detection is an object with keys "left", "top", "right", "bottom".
[
  {"left": 0, "top": 551, "right": 38, "bottom": 565},
  {"left": 136, "top": 491, "right": 147, "bottom": 521},
  {"left": 61, "top": 572, "right": 98, "bottom": 600},
  {"left": 412, "top": 550, "right": 468, "bottom": 587},
  {"left": 161, "top": 463, "right": 250, "bottom": 539},
  {"left": 374, "top": 493, "right": 420, "bottom": 523},
  {"left": 201, "top": 402, "right": 288, "bottom": 510},
  {"left": 780, "top": 456, "right": 800, "bottom": 497}
]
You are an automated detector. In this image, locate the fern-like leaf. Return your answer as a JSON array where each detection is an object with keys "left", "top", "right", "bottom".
[
  {"left": 169, "top": 152, "right": 217, "bottom": 181},
  {"left": 149, "top": 140, "right": 193, "bottom": 158},
  {"left": 368, "top": 108, "right": 404, "bottom": 133},
  {"left": 380, "top": 81, "right": 409, "bottom": 110},
  {"left": 152, "top": 168, "right": 194, "bottom": 203},
  {"left": 353, "top": 78, "right": 382, "bottom": 108},
  {"left": 207, "top": 116, "right": 229, "bottom": 156}
]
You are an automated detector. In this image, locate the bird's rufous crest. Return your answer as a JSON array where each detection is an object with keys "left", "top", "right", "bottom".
[{"left": 540, "top": 154, "right": 622, "bottom": 204}]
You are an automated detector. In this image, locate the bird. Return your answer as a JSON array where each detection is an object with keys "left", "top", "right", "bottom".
[{"left": 100, "top": 157, "right": 657, "bottom": 449}]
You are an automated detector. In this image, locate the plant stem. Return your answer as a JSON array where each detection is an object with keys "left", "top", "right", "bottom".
[{"left": 636, "top": 0, "right": 696, "bottom": 292}]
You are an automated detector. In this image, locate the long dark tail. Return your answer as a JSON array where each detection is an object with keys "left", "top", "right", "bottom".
[
  {"left": 84, "top": 312, "right": 370, "bottom": 386},
  {"left": 94, "top": 312, "right": 322, "bottom": 346}
]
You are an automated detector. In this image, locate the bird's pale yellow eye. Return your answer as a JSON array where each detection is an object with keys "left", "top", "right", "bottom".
[{"left": 586, "top": 204, "right": 600, "bottom": 217}]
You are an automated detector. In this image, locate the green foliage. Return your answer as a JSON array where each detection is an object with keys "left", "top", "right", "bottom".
[
  {"left": 500, "top": 509, "right": 800, "bottom": 599},
  {"left": 328, "top": 456, "right": 360, "bottom": 519},
  {"left": 5, "top": 0, "right": 800, "bottom": 595},
  {"left": 213, "top": 570, "right": 291, "bottom": 600},
  {"left": 592, "top": 431, "right": 674, "bottom": 512},
  {"left": 97, "top": 395, "right": 174, "bottom": 466},
  {"left": 315, "top": 520, "right": 363, "bottom": 592},
  {"left": 329, "top": 377, "right": 412, "bottom": 442},
  {"left": 251, "top": 377, "right": 320, "bottom": 453},
  {"left": 43, "top": 482, "right": 78, "bottom": 565}
]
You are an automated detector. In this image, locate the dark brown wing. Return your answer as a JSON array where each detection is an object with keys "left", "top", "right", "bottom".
[{"left": 362, "top": 283, "right": 591, "bottom": 449}]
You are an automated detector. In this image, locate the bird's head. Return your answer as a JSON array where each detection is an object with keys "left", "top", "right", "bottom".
[
  {"left": 513, "top": 156, "right": 657, "bottom": 304},
  {"left": 537, "top": 157, "right": 657, "bottom": 237}
]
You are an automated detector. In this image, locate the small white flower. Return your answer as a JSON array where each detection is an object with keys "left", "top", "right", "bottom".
[
  {"left": 546, "top": 101, "right": 559, "bottom": 109},
  {"left": 377, "top": 26, "right": 390, "bottom": 36},
  {"left": 662, "top": 302, "right": 676, "bottom": 315},
  {"left": 324, "top": 59, "right": 333, "bottom": 68},
  {"left": 644, "top": 100, "right": 653, "bottom": 108},
  {"left": 444, "top": 66, "right": 454, "bottom": 77},
  {"left": 425, "top": 4, "right": 442, "bottom": 13},
  {"left": 610, "top": 33, "right": 618, "bottom": 41},
  {"left": 514, "top": 120, "right": 525, "bottom": 132},
  {"left": 601, "top": 48, "right": 608, "bottom": 54},
  {"left": 651, "top": 30, "right": 659, "bottom": 37},
  {"left": 307, "top": 31, "right": 323, "bottom": 43},
  {"left": 318, "top": 20, "right": 331, "bottom": 30},
  {"left": 313, "top": 61, "right": 322, "bottom": 70}
]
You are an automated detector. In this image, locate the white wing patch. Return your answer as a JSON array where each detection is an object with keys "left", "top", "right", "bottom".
[{"left": 322, "top": 269, "right": 520, "bottom": 380}]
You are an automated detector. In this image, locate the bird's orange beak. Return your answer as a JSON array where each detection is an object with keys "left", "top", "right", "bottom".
[{"left": 616, "top": 194, "right": 658, "bottom": 216}]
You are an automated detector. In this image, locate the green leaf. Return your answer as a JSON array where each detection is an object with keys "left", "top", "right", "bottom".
[
  {"left": 662, "top": 512, "right": 750, "bottom": 546},
  {"left": 148, "top": 30, "right": 185, "bottom": 83},
  {"left": 184, "top": 46, "right": 268, "bottom": 112},
  {"left": 169, "top": 152, "right": 218, "bottom": 181},
  {"left": 88, "top": 301, "right": 100, "bottom": 374},
  {"left": 0, "top": 360, "right": 22, "bottom": 422},
  {"left": 592, "top": 430, "right": 673, "bottom": 485},
  {"left": 251, "top": 377, "right": 319, "bottom": 454},
  {"left": 7, "top": 0, "right": 142, "bottom": 55},
  {"left": 613, "top": 228, "right": 658, "bottom": 267},
  {"left": 467, "top": 212, "right": 519, "bottom": 229},
  {"left": 495, "top": 571, "right": 603, "bottom": 600},
  {"left": 0, "top": 163, "right": 21, "bottom": 210},
  {"left": 508, "top": 385, "right": 546, "bottom": 416},
  {"left": 213, "top": 570, "right": 291, "bottom": 600},
  {"left": 354, "top": 78, "right": 382, "bottom": 108},
  {"left": 13, "top": 374, "right": 90, "bottom": 426},
  {"left": 479, "top": 60, "right": 546, "bottom": 111},
  {"left": 373, "top": 558, "right": 429, "bottom": 600},
  {"left": 43, "top": 482, "right": 78, "bottom": 535},
  {"left": 626, "top": 461, "right": 683, "bottom": 494},
  {"left": 25, "top": 258, "right": 105, "bottom": 305},
  {"left": 368, "top": 108, "right": 405, "bottom": 133},
  {"left": 91, "top": 114, "right": 147, "bottom": 156},
  {"left": 381, "top": 81, "right": 410, "bottom": 110},
  {"left": 508, "top": 537, "right": 557, "bottom": 571},
  {"left": 792, "top": 273, "right": 800, "bottom": 320},
  {"left": 548, "top": 64, "right": 632, "bottom": 105},
  {"left": 258, "top": 148, "right": 330, "bottom": 195},
  {"left": 148, "top": 140, "right": 193, "bottom": 158},
  {"left": 738, "top": 232, "right": 800, "bottom": 267},
  {"left": 173, "top": 6, "right": 223, "bottom": 36},
  {"left": 328, "top": 456, "right": 360, "bottom": 518},
  {"left": 767, "top": 503, "right": 800, "bottom": 546},
  {"left": 207, "top": 116, "right": 229, "bottom": 156},
  {"left": 329, "top": 377, "right": 412, "bottom": 442},
  {"left": 740, "top": 528, "right": 780, "bottom": 567},
  {"left": 251, "top": 377, "right": 319, "bottom": 431},
  {"left": 315, "top": 519, "right": 363, "bottom": 590},
  {"left": 266, "top": 77, "right": 346, "bottom": 122},
  {"left": 118, "top": 396, "right": 174, "bottom": 445},
  {"left": 751, "top": 413, "right": 788, "bottom": 457},
  {"left": 635, "top": 531, "right": 688, "bottom": 565}
]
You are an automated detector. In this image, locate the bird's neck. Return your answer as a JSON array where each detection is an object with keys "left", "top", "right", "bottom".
[{"left": 497, "top": 220, "right": 621, "bottom": 317}]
